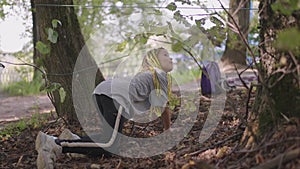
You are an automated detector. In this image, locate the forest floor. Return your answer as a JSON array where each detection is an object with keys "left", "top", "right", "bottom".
[{"left": 0, "top": 88, "right": 300, "bottom": 169}]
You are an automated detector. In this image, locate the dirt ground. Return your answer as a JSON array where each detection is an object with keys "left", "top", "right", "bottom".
[
  {"left": 0, "top": 92, "right": 54, "bottom": 123},
  {"left": 0, "top": 89, "right": 299, "bottom": 169}
]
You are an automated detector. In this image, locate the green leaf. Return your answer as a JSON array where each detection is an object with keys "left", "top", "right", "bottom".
[
  {"left": 44, "top": 82, "right": 61, "bottom": 93},
  {"left": 52, "top": 19, "right": 62, "bottom": 28},
  {"left": 110, "top": 5, "right": 120, "bottom": 14},
  {"left": 207, "top": 26, "right": 226, "bottom": 47},
  {"left": 210, "top": 16, "right": 224, "bottom": 27},
  {"left": 116, "top": 41, "right": 127, "bottom": 52},
  {"left": 59, "top": 87, "right": 66, "bottom": 103},
  {"left": 271, "top": 0, "right": 300, "bottom": 16},
  {"left": 140, "top": 36, "right": 148, "bottom": 44},
  {"left": 153, "top": 9, "right": 162, "bottom": 15},
  {"left": 172, "top": 40, "right": 183, "bottom": 52},
  {"left": 134, "top": 34, "right": 148, "bottom": 44},
  {"left": 275, "top": 28, "right": 300, "bottom": 52},
  {"left": 195, "top": 17, "right": 226, "bottom": 47},
  {"left": 47, "top": 28, "right": 59, "bottom": 43},
  {"left": 36, "top": 41, "right": 50, "bottom": 55},
  {"left": 173, "top": 11, "right": 190, "bottom": 26},
  {"left": 195, "top": 19, "right": 206, "bottom": 32},
  {"left": 195, "top": 18, "right": 206, "bottom": 27},
  {"left": 166, "top": 2, "right": 177, "bottom": 11},
  {"left": 175, "top": 0, "right": 192, "bottom": 5}
]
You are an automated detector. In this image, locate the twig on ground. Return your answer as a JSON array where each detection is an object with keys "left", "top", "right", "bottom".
[
  {"left": 226, "top": 97, "right": 256, "bottom": 143},
  {"left": 116, "top": 159, "right": 123, "bottom": 169},
  {"left": 252, "top": 148, "right": 300, "bottom": 169},
  {"left": 189, "top": 132, "right": 243, "bottom": 156},
  {"left": 236, "top": 137, "right": 300, "bottom": 154}
]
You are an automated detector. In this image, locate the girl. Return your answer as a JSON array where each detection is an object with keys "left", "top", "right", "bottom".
[{"left": 36, "top": 47, "right": 174, "bottom": 168}]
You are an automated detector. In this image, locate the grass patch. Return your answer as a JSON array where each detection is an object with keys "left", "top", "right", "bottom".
[
  {"left": 0, "top": 113, "right": 49, "bottom": 139},
  {"left": 1, "top": 76, "right": 45, "bottom": 96},
  {"left": 171, "top": 69, "right": 201, "bottom": 85}
]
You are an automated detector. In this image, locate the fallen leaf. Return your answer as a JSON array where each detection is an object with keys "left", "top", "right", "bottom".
[
  {"left": 164, "top": 152, "right": 176, "bottom": 162},
  {"left": 216, "top": 146, "right": 230, "bottom": 159},
  {"left": 255, "top": 153, "right": 264, "bottom": 164}
]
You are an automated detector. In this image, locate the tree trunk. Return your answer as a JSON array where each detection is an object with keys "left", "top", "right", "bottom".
[
  {"left": 221, "top": 0, "right": 250, "bottom": 72},
  {"left": 33, "top": 0, "right": 104, "bottom": 125},
  {"left": 30, "top": 0, "right": 39, "bottom": 79},
  {"left": 242, "top": 0, "right": 300, "bottom": 148}
]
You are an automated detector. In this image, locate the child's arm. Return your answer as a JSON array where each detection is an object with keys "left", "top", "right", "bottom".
[{"left": 161, "top": 106, "right": 172, "bottom": 130}]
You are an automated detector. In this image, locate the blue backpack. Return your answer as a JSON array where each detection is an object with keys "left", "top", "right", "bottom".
[{"left": 201, "top": 61, "right": 221, "bottom": 95}]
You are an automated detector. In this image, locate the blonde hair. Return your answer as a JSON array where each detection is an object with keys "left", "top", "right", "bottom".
[
  {"left": 141, "top": 47, "right": 172, "bottom": 116},
  {"left": 141, "top": 47, "right": 164, "bottom": 70}
]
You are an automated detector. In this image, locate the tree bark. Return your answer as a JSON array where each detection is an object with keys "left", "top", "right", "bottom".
[
  {"left": 33, "top": 0, "right": 104, "bottom": 125},
  {"left": 221, "top": 0, "right": 250, "bottom": 72},
  {"left": 30, "top": 0, "right": 39, "bottom": 79},
  {"left": 242, "top": 0, "right": 300, "bottom": 148}
]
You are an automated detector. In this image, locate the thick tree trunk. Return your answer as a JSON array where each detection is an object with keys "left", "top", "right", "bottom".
[
  {"left": 242, "top": 0, "right": 300, "bottom": 148},
  {"left": 33, "top": 0, "right": 104, "bottom": 125},
  {"left": 221, "top": 0, "right": 250, "bottom": 71}
]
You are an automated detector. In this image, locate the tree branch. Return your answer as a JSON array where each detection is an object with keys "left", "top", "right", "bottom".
[
  {"left": 189, "top": 132, "right": 243, "bottom": 156},
  {"left": 289, "top": 51, "right": 300, "bottom": 87},
  {"left": 252, "top": 147, "right": 300, "bottom": 169},
  {"left": 0, "top": 60, "right": 46, "bottom": 77},
  {"left": 233, "top": 63, "right": 250, "bottom": 89},
  {"left": 237, "top": 137, "right": 300, "bottom": 154}
]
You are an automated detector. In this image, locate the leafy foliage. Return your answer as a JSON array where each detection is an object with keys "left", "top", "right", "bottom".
[
  {"left": 275, "top": 27, "right": 300, "bottom": 54},
  {"left": 47, "top": 28, "right": 59, "bottom": 43},
  {"left": 47, "top": 19, "right": 62, "bottom": 44},
  {"left": 59, "top": 87, "right": 66, "bottom": 103},
  {"left": 166, "top": 2, "right": 177, "bottom": 11},
  {"left": 173, "top": 10, "right": 191, "bottom": 27},
  {"left": 40, "top": 81, "right": 66, "bottom": 103},
  {"left": 42, "top": 82, "right": 60, "bottom": 93},
  {"left": 171, "top": 40, "right": 184, "bottom": 52},
  {"left": 116, "top": 41, "right": 128, "bottom": 52},
  {"left": 0, "top": 0, "right": 16, "bottom": 19},
  {"left": 36, "top": 41, "right": 50, "bottom": 55},
  {"left": 174, "top": 0, "right": 192, "bottom": 5},
  {"left": 35, "top": 19, "right": 62, "bottom": 55},
  {"left": 134, "top": 33, "right": 152, "bottom": 45},
  {"left": 195, "top": 16, "right": 226, "bottom": 47},
  {"left": 51, "top": 19, "right": 62, "bottom": 28},
  {"left": 73, "top": 0, "right": 159, "bottom": 40},
  {"left": 166, "top": 1, "right": 226, "bottom": 48},
  {"left": 271, "top": 0, "right": 300, "bottom": 16}
]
